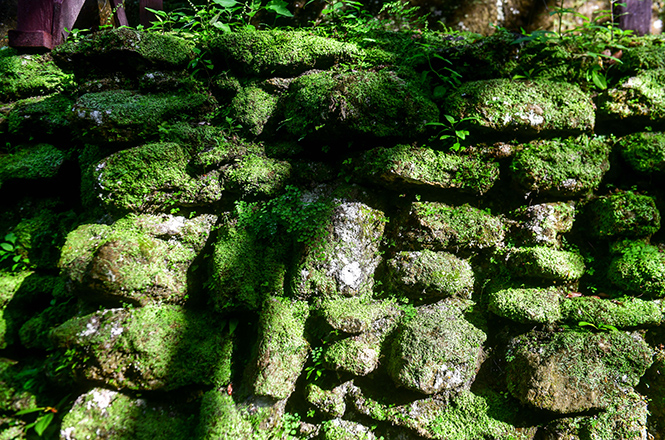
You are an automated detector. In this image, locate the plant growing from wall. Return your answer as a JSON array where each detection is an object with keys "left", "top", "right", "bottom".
[{"left": 0, "top": 233, "right": 30, "bottom": 272}]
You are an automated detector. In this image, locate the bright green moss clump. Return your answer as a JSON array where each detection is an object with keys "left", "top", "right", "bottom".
[
  {"left": 608, "top": 242, "right": 665, "bottom": 298},
  {"left": 0, "top": 48, "right": 71, "bottom": 101},
  {"left": 489, "top": 287, "right": 563, "bottom": 324},
  {"left": 618, "top": 131, "right": 665, "bottom": 174},
  {"left": 507, "top": 246, "right": 585, "bottom": 281},
  {"left": 230, "top": 85, "right": 279, "bottom": 136},
  {"left": 7, "top": 94, "right": 73, "bottom": 136},
  {"left": 561, "top": 296, "right": 662, "bottom": 328},
  {"left": 511, "top": 135, "right": 611, "bottom": 196},
  {"left": 0, "top": 144, "right": 65, "bottom": 189},
  {"left": 586, "top": 192, "right": 661, "bottom": 238},
  {"left": 600, "top": 68, "right": 665, "bottom": 121},
  {"left": 224, "top": 153, "right": 291, "bottom": 198},
  {"left": 357, "top": 145, "right": 499, "bottom": 195}
]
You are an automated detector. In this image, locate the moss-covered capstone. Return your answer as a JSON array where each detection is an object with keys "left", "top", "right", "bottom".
[
  {"left": 385, "top": 250, "right": 474, "bottom": 300},
  {"left": 59, "top": 214, "right": 215, "bottom": 306},
  {"left": 87, "top": 142, "right": 222, "bottom": 213},
  {"left": 318, "top": 297, "right": 394, "bottom": 334},
  {"left": 50, "top": 305, "right": 234, "bottom": 390},
  {"left": 586, "top": 191, "right": 661, "bottom": 238},
  {"left": 489, "top": 287, "right": 563, "bottom": 324},
  {"left": 7, "top": 94, "right": 73, "bottom": 138},
  {"left": 387, "top": 299, "right": 486, "bottom": 395},
  {"left": 223, "top": 153, "right": 291, "bottom": 198},
  {"left": 230, "top": 85, "right": 279, "bottom": 136},
  {"left": 619, "top": 131, "right": 665, "bottom": 174},
  {"left": 60, "top": 387, "right": 197, "bottom": 440},
  {"left": 281, "top": 69, "right": 438, "bottom": 141},
  {"left": 305, "top": 382, "right": 348, "bottom": 418},
  {"left": 599, "top": 69, "right": 665, "bottom": 122},
  {"left": 52, "top": 28, "right": 194, "bottom": 74},
  {"left": 608, "top": 242, "right": 665, "bottom": 298},
  {"left": 397, "top": 202, "right": 504, "bottom": 251},
  {"left": 511, "top": 135, "right": 611, "bottom": 196},
  {"left": 356, "top": 145, "right": 499, "bottom": 195},
  {"left": 209, "top": 29, "right": 360, "bottom": 77},
  {"left": 444, "top": 79, "right": 595, "bottom": 136},
  {"left": 320, "top": 418, "right": 377, "bottom": 440},
  {"left": 561, "top": 296, "right": 662, "bottom": 328},
  {"left": 510, "top": 201, "right": 575, "bottom": 247},
  {"left": 0, "top": 48, "right": 71, "bottom": 102},
  {"left": 250, "top": 297, "right": 309, "bottom": 400},
  {"left": 506, "top": 330, "right": 652, "bottom": 413},
  {"left": 0, "top": 144, "right": 66, "bottom": 190},
  {"left": 506, "top": 246, "right": 585, "bottom": 281}
]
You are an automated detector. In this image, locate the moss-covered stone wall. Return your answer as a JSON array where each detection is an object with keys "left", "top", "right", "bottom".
[{"left": 1, "top": 25, "right": 665, "bottom": 440}]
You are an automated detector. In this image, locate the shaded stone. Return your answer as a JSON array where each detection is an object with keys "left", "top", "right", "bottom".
[
  {"left": 396, "top": 202, "right": 504, "bottom": 251},
  {"left": 511, "top": 135, "right": 611, "bottom": 196},
  {"left": 387, "top": 299, "right": 486, "bottom": 395},
  {"left": 586, "top": 192, "right": 661, "bottom": 238},
  {"left": 511, "top": 202, "right": 575, "bottom": 247},
  {"left": 50, "top": 305, "right": 234, "bottom": 391},
  {"left": 608, "top": 242, "right": 665, "bottom": 298},
  {"left": 506, "top": 330, "right": 652, "bottom": 413},
  {"left": 619, "top": 131, "right": 665, "bottom": 174},
  {"left": 356, "top": 145, "right": 499, "bottom": 195},
  {"left": 7, "top": 95, "right": 73, "bottom": 139},
  {"left": 489, "top": 287, "right": 563, "bottom": 325},
  {"left": 0, "top": 144, "right": 66, "bottom": 190}
]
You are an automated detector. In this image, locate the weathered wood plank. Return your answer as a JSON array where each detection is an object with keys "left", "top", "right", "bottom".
[{"left": 617, "top": 0, "right": 652, "bottom": 36}]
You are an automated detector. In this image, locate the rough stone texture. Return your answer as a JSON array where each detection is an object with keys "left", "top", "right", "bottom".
[
  {"left": 60, "top": 388, "right": 197, "bottom": 440},
  {"left": 251, "top": 298, "right": 309, "bottom": 400},
  {"left": 0, "top": 49, "right": 71, "bottom": 102},
  {"left": 50, "top": 305, "right": 234, "bottom": 391},
  {"left": 387, "top": 299, "right": 486, "bottom": 395},
  {"left": 506, "top": 246, "right": 586, "bottom": 281},
  {"left": 444, "top": 79, "right": 595, "bottom": 136},
  {"left": 561, "top": 296, "right": 662, "bottom": 329},
  {"left": 511, "top": 135, "right": 611, "bottom": 196},
  {"left": 643, "top": 347, "right": 665, "bottom": 437},
  {"left": 7, "top": 94, "right": 73, "bottom": 138},
  {"left": 305, "top": 382, "right": 349, "bottom": 419},
  {"left": 489, "top": 287, "right": 563, "bottom": 324},
  {"left": 320, "top": 418, "right": 377, "bottom": 440},
  {"left": 511, "top": 202, "right": 575, "bottom": 247},
  {"left": 293, "top": 198, "right": 386, "bottom": 298},
  {"left": 608, "top": 242, "right": 665, "bottom": 298},
  {"left": 619, "top": 131, "right": 665, "bottom": 174},
  {"left": 385, "top": 250, "right": 474, "bottom": 300},
  {"left": 223, "top": 153, "right": 291, "bottom": 197},
  {"left": 586, "top": 192, "right": 661, "bottom": 238},
  {"left": 59, "top": 214, "right": 216, "bottom": 306},
  {"left": 356, "top": 145, "right": 499, "bottom": 195},
  {"left": 506, "top": 330, "right": 652, "bottom": 413},
  {"left": 318, "top": 297, "right": 394, "bottom": 335},
  {"left": 396, "top": 202, "right": 504, "bottom": 251},
  {"left": 0, "top": 144, "right": 66, "bottom": 189},
  {"left": 281, "top": 69, "right": 438, "bottom": 141},
  {"left": 599, "top": 69, "right": 665, "bottom": 122}
]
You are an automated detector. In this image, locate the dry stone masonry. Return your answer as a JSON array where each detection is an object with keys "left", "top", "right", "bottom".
[{"left": 1, "top": 24, "right": 665, "bottom": 440}]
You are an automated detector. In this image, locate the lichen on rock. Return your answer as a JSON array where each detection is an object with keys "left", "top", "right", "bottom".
[{"left": 489, "top": 287, "right": 563, "bottom": 324}]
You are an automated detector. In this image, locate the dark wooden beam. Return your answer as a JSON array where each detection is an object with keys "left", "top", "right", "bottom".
[
  {"left": 617, "top": 0, "right": 652, "bottom": 36},
  {"left": 139, "top": 0, "right": 162, "bottom": 26}
]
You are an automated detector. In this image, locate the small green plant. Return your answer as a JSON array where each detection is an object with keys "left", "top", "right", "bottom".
[
  {"left": 0, "top": 233, "right": 30, "bottom": 272},
  {"left": 304, "top": 346, "right": 324, "bottom": 381},
  {"left": 578, "top": 321, "right": 618, "bottom": 332},
  {"left": 16, "top": 406, "right": 57, "bottom": 437},
  {"left": 427, "top": 115, "right": 477, "bottom": 152}
]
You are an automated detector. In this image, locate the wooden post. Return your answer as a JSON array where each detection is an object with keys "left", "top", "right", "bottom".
[
  {"left": 617, "top": 0, "right": 652, "bottom": 36},
  {"left": 112, "top": 0, "right": 129, "bottom": 27},
  {"left": 8, "top": 0, "right": 56, "bottom": 48},
  {"left": 139, "top": 0, "right": 162, "bottom": 26}
]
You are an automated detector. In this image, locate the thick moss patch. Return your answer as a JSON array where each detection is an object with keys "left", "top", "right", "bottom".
[
  {"left": 7, "top": 94, "right": 73, "bottom": 137},
  {"left": 608, "top": 242, "right": 665, "bottom": 298},
  {"left": 618, "top": 131, "right": 665, "bottom": 174},
  {"left": 489, "top": 287, "right": 563, "bottom": 324},
  {"left": 599, "top": 69, "right": 665, "bottom": 121},
  {"left": 561, "top": 296, "right": 662, "bottom": 328},
  {"left": 0, "top": 48, "right": 71, "bottom": 101},
  {"left": 0, "top": 144, "right": 66, "bottom": 190},
  {"left": 586, "top": 191, "right": 660, "bottom": 238},
  {"left": 506, "top": 246, "right": 585, "bottom": 281}
]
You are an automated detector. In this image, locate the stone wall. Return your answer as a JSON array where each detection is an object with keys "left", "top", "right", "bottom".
[{"left": 1, "top": 25, "right": 665, "bottom": 440}]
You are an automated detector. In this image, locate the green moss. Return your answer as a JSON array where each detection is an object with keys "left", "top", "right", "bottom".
[
  {"left": 230, "top": 85, "right": 279, "bottom": 136},
  {"left": 398, "top": 202, "right": 504, "bottom": 251},
  {"left": 561, "top": 296, "right": 661, "bottom": 328},
  {"left": 0, "top": 144, "right": 66, "bottom": 189},
  {"left": 51, "top": 305, "right": 234, "bottom": 390},
  {"left": 196, "top": 390, "right": 253, "bottom": 439},
  {"left": 324, "top": 334, "right": 382, "bottom": 376},
  {"left": 587, "top": 192, "right": 661, "bottom": 238},
  {"left": 489, "top": 287, "right": 563, "bottom": 324},
  {"left": 386, "top": 250, "right": 475, "bottom": 299},
  {"left": 511, "top": 135, "right": 611, "bottom": 196},
  {"left": 357, "top": 145, "right": 499, "bottom": 195},
  {"left": 209, "top": 29, "right": 360, "bottom": 77},
  {"left": 282, "top": 69, "right": 438, "bottom": 141},
  {"left": 252, "top": 297, "right": 309, "bottom": 400},
  {"left": 608, "top": 241, "right": 665, "bottom": 298},
  {"left": 507, "top": 246, "right": 585, "bottom": 281},
  {"left": 618, "top": 131, "right": 665, "bottom": 174},
  {"left": 444, "top": 79, "right": 595, "bottom": 135},
  {"left": 89, "top": 142, "right": 222, "bottom": 213},
  {"left": 321, "top": 419, "right": 376, "bottom": 440},
  {"left": 600, "top": 69, "right": 665, "bottom": 120},
  {"left": 305, "top": 384, "right": 346, "bottom": 418},
  {"left": 7, "top": 94, "right": 73, "bottom": 136},
  {"left": 319, "top": 296, "right": 391, "bottom": 334},
  {"left": 0, "top": 48, "right": 72, "bottom": 101},
  {"left": 224, "top": 153, "right": 291, "bottom": 197}
]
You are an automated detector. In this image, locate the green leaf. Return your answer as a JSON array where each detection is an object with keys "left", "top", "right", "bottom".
[
  {"left": 591, "top": 70, "right": 607, "bottom": 90},
  {"left": 4, "top": 232, "right": 17, "bottom": 243},
  {"left": 212, "top": 0, "right": 239, "bottom": 8},
  {"left": 443, "top": 114, "right": 456, "bottom": 125},
  {"left": 266, "top": 0, "right": 294, "bottom": 17},
  {"left": 0, "top": 243, "right": 13, "bottom": 252},
  {"left": 228, "top": 318, "right": 239, "bottom": 335},
  {"left": 16, "top": 407, "right": 46, "bottom": 416},
  {"left": 34, "top": 413, "right": 54, "bottom": 436},
  {"left": 213, "top": 22, "right": 232, "bottom": 32}
]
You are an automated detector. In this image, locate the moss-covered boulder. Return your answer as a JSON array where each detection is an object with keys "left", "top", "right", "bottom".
[
  {"left": 7, "top": 95, "right": 73, "bottom": 138},
  {"left": 506, "top": 330, "right": 652, "bottom": 413},
  {"left": 396, "top": 202, "right": 504, "bottom": 251},
  {"left": 195, "top": 390, "right": 255, "bottom": 440},
  {"left": 608, "top": 242, "right": 665, "bottom": 298},
  {"left": 561, "top": 296, "right": 661, "bottom": 329},
  {"left": 599, "top": 69, "right": 665, "bottom": 122},
  {"left": 586, "top": 192, "right": 660, "bottom": 238},
  {"left": 223, "top": 153, "right": 291, "bottom": 198},
  {"left": 60, "top": 388, "right": 198, "bottom": 440},
  {"left": 59, "top": 214, "right": 215, "bottom": 306},
  {"left": 318, "top": 297, "right": 395, "bottom": 335},
  {"left": 0, "top": 144, "right": 66, "bottom": 190},
  {"left": 320, "top": 419, "right": 377, "bottom": 440},
  {"left": 489, "top": 287, "right": 563, "bottom": 324},
  {"left": 52, "top": 28, "right": 194, "bottom": 74},
  {"left": 281, "top": 70, "right": 438, "bottom": 141},
  {"left": 72, "top": 90, "right": 212, "bottom": 144},
  {"left": 510, "top": 202, "right": 575, "bottom": 247},
  {"left": 506, "top": 246, "right": 585, "bottom": 281},
  {"left": 387, "top": 299, "right": 486, "bottom": 395},
  {"left": 230, "top": 85, "right": 279, "bottom": 136},
  {"left": 356, "top": 145, "right": 499, "bottom": 195},
  {"left": 385, "top": 250, "right": 474, "bottom": 300},
  {"left": 50, "top": 305, "right": 234, "bottom": 390},
  {"left": 209, "top": 29, "right": 360, "bottom": 77},
  {"left": 250, "top": 297, "right": 309, "bottom": 400},
  {"left": 0, "top": 271, "right": 34, "bottom": 348},
  {"left": 643, "top": 347, "right": 665, "bottom": 435},
  {"left": 292, "top": 198, "right": 386, "bottom": 298},
  {"left": 511, "top": 135, "right": 611, "bottom": 196},
  {"left": 444, "top": 79, "right": 595, "bottom": 136},
  {"left": 0, "top": 49, "right": 71, "bottom": 102},
  {"left": 619, "top": 131, "right": 665, "bottom": 174},
  {"left": 87, "top": 142, "right": 222, "bottom": 213},
  {"left": 305, "top": 382, "right": 349, "bottom": 418}
]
